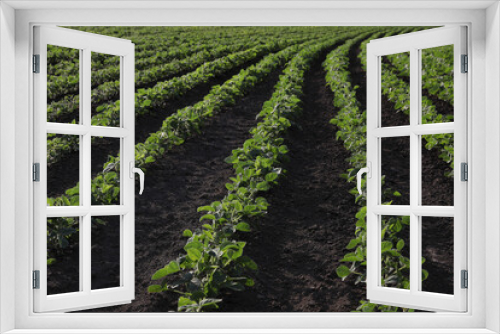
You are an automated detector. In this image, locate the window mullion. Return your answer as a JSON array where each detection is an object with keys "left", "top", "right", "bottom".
[
  {"left": 82, "top": 48, "right": 91, "bottom": 209},
  {"left": 409, "top": 47, "right": 421, "bottom": 294},
  {"left": 79, "top": 91, "right": 85, "bottom": 294},
  {"left": 366, "top": 49, "right": 381, "bottom": 296},
  {"left": 82, "top": 48, "right": 92, "bottom": 294}
]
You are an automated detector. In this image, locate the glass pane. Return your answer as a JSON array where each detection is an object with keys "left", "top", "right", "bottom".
[
  {"left": 421, "top": 45, "right": 454, "bottom": 124},
  {"left": 91, "top": 216, "right": 121, "bottom": 290},
  {"left": 381, "top": 136, "right": 410, "bottom": 205},
  {"left": 421, "top": 216, "right": 454, "bottom": 294},
  {"left": 91, "top": 52, "right": 121, "bottom": 127},
  {"left": 47, "top": 45, "right": 80, "bottom": 124},
  {"left": 381, "top": 52, "right": 410, "bottom": 127},
  {"left": 421, "top": 134, "right": 454, "bottom": 206},
  {"left": 47, "top": 134, "right": 80, "bottom": 206},
  {"left": 381, "top": 215, "right": 410, "bottom": 290},
  {"left": 91, "top": 137, "right": 121, "bottom": 205},
  {"left": 47, "top": 216, "right": 80, "bottom": 295}
]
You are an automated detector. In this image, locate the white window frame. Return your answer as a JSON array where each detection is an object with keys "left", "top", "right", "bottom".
[
  {"left": 33, "top": 26, "right": 136, "bottom": 313},
  {"left": 0, "top": 1, "right": 499, "bottom": 333},
  {"left": 366, "top": 26, "right": 467, "bottom": 312}
]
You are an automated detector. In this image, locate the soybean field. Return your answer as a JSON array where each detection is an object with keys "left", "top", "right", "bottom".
[{"left": 45, "top": 26, "right": 454, "bottom": 313}]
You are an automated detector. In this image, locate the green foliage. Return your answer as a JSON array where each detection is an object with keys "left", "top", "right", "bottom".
[
  {"left": 46, "top": 35, "right": 333, "bottom": 261},
  {"left": 323, "top": 27, "right": 436, "bottom": 312},
  {"left": 148, "top": 34, "right": 360, "bottom": 312},
  {"left": 47, "top": 216, "right": 79, "bottom": 251},
  {"left": 47, "top": 34, "right": 293, "bottom": 117},
  {"left": 46, "top": 35, "right": 323, "bottom": 164},
  {"left": 383, "top": 47, "right": 455, "bottom": 172},
  {"left": 47, "top": 27, "right": 445, "bottom": 312},
  {"left": 46, "top": 216, "right": 109, "bottom": 265},
  {"left": 388, "top": 45, "right": 454, "bottom": 106}
]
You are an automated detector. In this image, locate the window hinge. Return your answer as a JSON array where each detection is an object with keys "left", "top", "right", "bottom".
[
  {"left": 33, "top": 270, "right": 40, "bottom": 289},
  {"left": 461, "top": 162, "right": 468, "bottom": 181},
  {"left": 461, "top": 270, "right": 468, "bottom": 289},
  {"left": 33, "top": 54, "right": 40, "bottom": 73},
  {"left": 461, "top": 54, "right": 468, "bottom": 73},
  {"left": 33, "top": 163, "right": 40, "bottom": 182}
]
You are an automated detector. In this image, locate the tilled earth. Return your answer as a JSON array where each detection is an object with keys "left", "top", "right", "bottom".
[{"left": 48, "top": 43, "right": 454, "bottom": 312}]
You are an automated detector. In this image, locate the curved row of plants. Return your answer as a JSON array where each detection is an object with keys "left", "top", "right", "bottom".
[
  {"left": 324, "top": 28, "right": 454, "bottom": 312},
  {"left": 47, "top": 31, "right": 323, "bottom": 101},
  {"left": 48, "top": 38, "right": 267, "bottom": 108},
  {"left": 323, "top": 31, "right": 412, "bottom": 313},
  {"left": 369, "top": 47, "right": 455, "bottom": 170},
  {"left": 48, "top": 26, "right": 352, "bottom": 67},
  {"left": 146, "top": 35, "right": 352, "bottom": 312},
  {"left": 386, "top": 45, "right": 454, "bottom": 106},
  {"left": 46, "top": 38, "right": 310, "bottom": 166},
  {"left": 50, "top": 35, "right": 322, "bottom": 127},
  {"left": 48, "top": 37, "right": 251, "bottom": 99},
  {"left": 46, "top": 37, "right": 339, "bottom": 254},
  {"left": 47, "top": 28, "right": 260, "bottom": 69},
  {"left": 75, "top": 26, "right": 337, "bottom": 44},
  {"left": 48, "top": 28, "right": 344, "bottom": 79}
]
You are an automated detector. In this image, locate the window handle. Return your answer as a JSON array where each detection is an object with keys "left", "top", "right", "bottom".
[
  {"left": 130, "top": 162, "right": 145, "bottom": 195},
  {"left": 356, "top": 162, "right": 371, "bottom": 195}
]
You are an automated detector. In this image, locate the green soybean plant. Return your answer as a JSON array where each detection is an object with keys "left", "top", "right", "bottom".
[{"left": 148, "top": 35, "right": 355, "bottom": 312}]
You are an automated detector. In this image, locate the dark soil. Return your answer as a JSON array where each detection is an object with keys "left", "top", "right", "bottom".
[
  {"left": 47, "top": 54, "right": 269, "bottom": 198},
  {"left": 49, "top": 40, "right": 455, "bottom": 312},
  {"left": 73, "top": 67, "right": 285, "bottom": 312},
  {"left": 46, "top": 216, "right": 122, "bottom": 295},
  {"left": 219, "top": 50, "right": 364, "bottom": 312},
  {"left": 47, "top": 230, "right": 80, "bottom": 295},
  {"left": 421, "top": 217, "right": 454, "bottom": 295}
]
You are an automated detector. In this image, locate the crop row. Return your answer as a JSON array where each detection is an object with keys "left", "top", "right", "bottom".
[
  {"left": 46, "top": 39, "right": 308, "bottom": 166},
  {"left": 47, "top": 29, "right": 321, "bottom": 90},
  {"left": 47, "top": 37, "right": 243, "bottom": 91},
  {"left": 47, "top": 30, "right": 249, "bottom": 67},
  {"left": 48, "top": 38, "right": 261, "bottom": 105},
  {"left": 147, "top": 35, "right": 351, "bottom": 312},
  {"left": 127, "top": 27, "right": 352, "bottom": 54},
  {"left": 48, "top": 28, "right": 350, "bottom": 77},
  {"left": 384, "top": 50, "right": 454, "bottom": 174},
  {"left": 48, "top": 26, "right": 354, "bottom": 66},
  {"left": 102, "top": 26, "right": 353, "bottom": 47},
  {"left": 323, "top": 32, "right": 412, "bottom": 313},
  {"left": 324, "top": 27, "right": 453, "bottom": 312},
  {"left": 48, "top": 39, "right": 222, "bottom": 77},
  {"left": 352, "top": 30, "right": 454, "bottom": 171},
  {"left": 46, "top": 36, "right": 341, "bottom": 251},
  {"left": 373, "top": 52, "right": 455, "bottom": 170},
  {"left": 323, "top": 28, "right": 447, "bottom": 312},
  {"left": 46, "top": 28, "right": 379, "bottom": 247},
  {"left": 386, "top": 45, "right": 454, "bottom": 105},
  {"left": 46, "top": 30, "right": 372, "bottom": 167},
  {"left": 47, "top": 32, "right": 321, "bottom": 109}
]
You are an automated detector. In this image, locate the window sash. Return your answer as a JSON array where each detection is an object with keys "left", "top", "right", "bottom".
[
  {"left": 32, "top": 26, "right": 136, "bottom": 313},
  {"left": 366, "top": 26, "right": 468, "bottom": 312}
]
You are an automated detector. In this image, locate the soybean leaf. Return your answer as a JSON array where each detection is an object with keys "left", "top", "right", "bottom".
[
  {"left": 235, "top": 222, "right": 251, "bottom": 232},
  {"left": 337, "top": 265, "right": 351, "bottom": 279},
  {"left": 199, "top": 214, "right": 216, "bottom": 221},
  {"left": 147, "top": 284, "right": 163, "bottom": 293}
]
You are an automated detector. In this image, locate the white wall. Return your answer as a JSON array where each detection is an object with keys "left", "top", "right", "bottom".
[
  {"left": 3, "top": 4, "right": 493, "bottom": 332},
  {"left": 486, "top": 2, "right": 500, "bottom": 333},
  {"left": 0, "top": 1, "right": 16, "bottom": 333}
]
